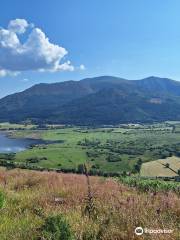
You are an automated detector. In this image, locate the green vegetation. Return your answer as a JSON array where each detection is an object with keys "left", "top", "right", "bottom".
[
  {"left": 0, "top": 168, "right": 179, "bottom": 240},
  {"left": 0, "top": 122, "right": 180, "bottom": 176},
  {"left": 0, "top": 191, "right": 5, "bottom": 209},
  {"left": 119, "top": 177, "right": 180, "bottom": 194},
  {"left": 41, "top": 215, "right": 74, "bottom": 240}
]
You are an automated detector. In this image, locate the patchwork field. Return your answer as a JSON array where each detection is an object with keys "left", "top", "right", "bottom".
[{"left": 0, "top": 122, "right": 180, "bottom": 175}]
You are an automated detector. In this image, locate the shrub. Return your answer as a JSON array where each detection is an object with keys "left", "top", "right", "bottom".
[
  {"left": 41, "top": 214, "right": 74, "bottom": 240},
  {"left": 119, "top": 177, "right": 180, "bottom": 194},
  {"left": 26, "top": 157, "right": 40, "bottom": 163},
  {"left": 106, "top": 153, "right": 121, "bottom": 162}
]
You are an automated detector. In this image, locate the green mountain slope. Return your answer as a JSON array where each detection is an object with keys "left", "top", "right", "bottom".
[{"left": 0, "top": 76, "right": 180, "bottom": 124}]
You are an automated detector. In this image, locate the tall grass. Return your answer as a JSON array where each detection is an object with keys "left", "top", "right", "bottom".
[{"left": 0, "top": 168, "right": 179, "bottom": 239}]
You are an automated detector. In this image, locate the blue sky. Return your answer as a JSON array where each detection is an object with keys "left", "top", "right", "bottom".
[{"left": 1, "top": 0, "right": 180, "bottom": 97}]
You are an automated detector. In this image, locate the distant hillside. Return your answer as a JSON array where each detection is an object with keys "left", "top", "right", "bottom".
[{"left": 0, "top": 76, "right": 180, "bottom": 124}]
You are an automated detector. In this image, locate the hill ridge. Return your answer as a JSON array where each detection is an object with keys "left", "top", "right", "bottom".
[{"left": 0, "top": 75, "right": 180, "bottom": 124}]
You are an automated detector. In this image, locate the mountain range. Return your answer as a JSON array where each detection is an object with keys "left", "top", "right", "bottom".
[{"left": 0, "top": 76, "right": 180, "bottom": 125}]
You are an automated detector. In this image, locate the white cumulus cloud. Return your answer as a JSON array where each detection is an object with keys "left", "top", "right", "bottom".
[
  {"left": 8, "top": 19, "right": 29, "bottom": 34},
  {"left": 0, "top": 19, "right": 75, "bottom": 76}
]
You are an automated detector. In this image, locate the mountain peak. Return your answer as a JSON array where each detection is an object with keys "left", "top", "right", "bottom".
[
  {"left": 141, "top": 76, "right": 170, "bottom": 81},
  {"left": 0, "top": 75, "right": 180, "bottom": 124},
  {"left": 81, "top": 75, "right": 127, "bottom": 83}
]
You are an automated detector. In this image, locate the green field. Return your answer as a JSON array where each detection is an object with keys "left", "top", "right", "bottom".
[
  {"left": 0, "top": 122, "right": 180, "bottom": 175},
  {"left": 0, "top": 122, "right": 36, "bottom": 130}
]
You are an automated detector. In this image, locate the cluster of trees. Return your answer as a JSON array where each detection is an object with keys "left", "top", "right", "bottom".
[
  {"left": 86, "top": 151, "right": 100, "bottom": 158},
  {"left": 106, "top": 153, "right": 122, "bottom": 162},
  {"left": 0, "top": 159, "right": 122, "bottom": 177},
  {"left": 0, "top": 157, "right": 179, "bottom": 180},
  {"left": 103, "top": 140, "right": 180, "bottom": 161},
  {"left": 26, "top": 157, "right": 47, "bottom": 163},
  {"left": 77, "top": 138, "right": 101, "bottom": 147},
  {"left": 76, "top": 164, "right": 121, "bottom": 177},
  {"left": 0, "top": 153, "right": 15, "bottom": 161}
]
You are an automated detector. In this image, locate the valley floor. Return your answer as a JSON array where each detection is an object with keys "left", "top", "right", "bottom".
[{"left": 1, "top": 122, "right": 180, "bottom": 176}]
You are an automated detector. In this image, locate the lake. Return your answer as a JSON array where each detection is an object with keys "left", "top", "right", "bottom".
[{"left": 0, "top": 132, "right": 41, "bottom": 153}]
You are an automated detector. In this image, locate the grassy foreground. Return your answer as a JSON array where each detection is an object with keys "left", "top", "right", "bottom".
[{"left": 0, "top": 168, "right": 179, "bottom": 240}]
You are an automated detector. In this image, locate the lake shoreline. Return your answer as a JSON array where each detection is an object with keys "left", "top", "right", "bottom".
[
  {"left": 0, "top": 131, "right": 44, "bottom": 153},
  {"left": 0, "top": 131, "right": 65, "bottom": 153}
]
